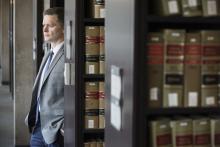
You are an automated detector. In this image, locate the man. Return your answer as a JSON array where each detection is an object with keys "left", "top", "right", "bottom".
[{"left": 25, "top": 7, "right": 64, "bottom": 147}]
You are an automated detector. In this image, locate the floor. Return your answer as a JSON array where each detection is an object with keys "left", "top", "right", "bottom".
[{"left": 0, "top": 69, "right": 14, "bottom": 146}]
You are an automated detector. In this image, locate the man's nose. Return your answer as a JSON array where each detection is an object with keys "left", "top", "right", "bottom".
[{"left": 43, "top": 26, "right": 48, "bottom": 32}]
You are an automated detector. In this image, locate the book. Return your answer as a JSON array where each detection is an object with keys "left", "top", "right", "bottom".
[
  {"left": 94, "top": 1, "right": 105, "bottom": 18},
  {"left": 163, "top": 29, "right": 185, "bottom": 107},
  {"left": 192, "top": 117, "right": 211, "bottom": 147},
  {"left": 211, "top": 116, "right": 220, "bottom": 147},
  {"left": 150, "top": 119, "right": 172, "bottom": 147},
  {"left": 90, "top": 141, "right": 98, "bottom": 147},
  {"left": 202, "top": 0, "right": 220, "bottom": 17},
  {"left": 85, "top": 26, "right": 100, "bottom": 57},
  {"left": 152, "top": 0, "right": 181, "bottom": 16},
  {"left": 97, "top": 140, "right": 104, "bottom": 147},
  {"left": 201, "top": 30, "right": 220, "bottom": 107},
  {"left": 99, "top": 109, "right": 105, "bottom": 129},
  {"left": 100, "top": 26, "right": 105, "bottom": 56},
  {"left": 86, "top": 56, "right": 99, "bottom": 74},
  {"left": 184, "top": 32, "right": 201, "bottom": 107},
  {"left": 85, "top": 109, "right": 99, "bottom": 129},
  {"left": 99, "top": 82, "right": 105, "bottom": 109},
  {"left": 84, "top": 142, "right": 90, "bottom": 147},
  {"left": 147, "top": 32, "right": 164, "bottom": 108},
  {"left": 181, "top": 0, "right": 203, "bottom": 17},
  {"left": 171, "top": 118, "right": 193, "bottom": 147}
]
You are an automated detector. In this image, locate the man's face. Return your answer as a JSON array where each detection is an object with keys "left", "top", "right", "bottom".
[{"left": 42, "top": 15, "right": 64, "bottom": 43}]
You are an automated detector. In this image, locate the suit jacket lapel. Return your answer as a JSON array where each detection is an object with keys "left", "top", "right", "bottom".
[
  {"left": 42, "top": 46, "right": 64, "bottom": 86},
  {"left": 32, "top": 51, "right": 51, "bottom": 92}
]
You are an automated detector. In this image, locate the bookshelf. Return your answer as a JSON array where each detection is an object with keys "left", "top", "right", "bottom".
[
  {"left": 105, "top": 0, "right": 220, "bottom": 147},
  {"left": 65, "top": 0, "right": 105, "bottom": 147}
]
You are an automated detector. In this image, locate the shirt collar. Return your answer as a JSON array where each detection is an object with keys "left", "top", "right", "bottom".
[{"left": 51, "top": 41, "right": 64, "bottom": 56}]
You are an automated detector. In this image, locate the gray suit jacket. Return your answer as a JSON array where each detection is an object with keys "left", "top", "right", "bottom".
[{"left": 25, "top": 45, "right": 64, "bottom": 144}]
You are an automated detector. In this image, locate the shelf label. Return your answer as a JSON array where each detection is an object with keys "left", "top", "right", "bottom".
[
  {"left": 168, "top": 93, "right": 178, "bottom": 107},
  {"left": 110, "top": 65, "right": 123, "bottom": 131},
  {"left": 207, "top": 1, "right": 217, "bottom": 15},
  {"left": 188, "top": 92, "right": 198, "bottom": 107},
  {"left": 64, "top": 62, "right": 75, "bottom": 86},
  {"left": 168, "top": 0, "right": 178, "bottom": 14},
  {"left": 66, "top": 20, "right": 72, "bottom": 60}
]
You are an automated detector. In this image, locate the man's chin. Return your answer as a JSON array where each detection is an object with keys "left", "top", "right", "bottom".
[{"left": 44, "top": 39, "right": 51, "bottom": 43}]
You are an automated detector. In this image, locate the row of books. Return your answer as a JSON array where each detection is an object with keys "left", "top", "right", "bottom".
[
  {"left": 150, "top": 116, "right": 220, "bottom": 147},
  {"left": 85, "top": 82, "right": 105, "bottom": 129},
  {"left": 84, "top": 140, "right": 104, "bottom": 147},
  {"left": 85, "top": 82, "right": 105, "bottom": 110},
  {"left": 152, "top": 0, "right": 220, "bottom": 17},
  {"left": 86, "top": 56, "right": 105, "bottom": 75},
  {"left": 87, "top": 0, "right": 105, "bottom": 18},
  {"left": 147, "top": 29, "right": 220, "bottom": 108},
  {"left": 85, "top": 109, "right": 105, "bottom": 129},
  {"left": 85, "top": 26, "right": 105, "bottom": 57}
]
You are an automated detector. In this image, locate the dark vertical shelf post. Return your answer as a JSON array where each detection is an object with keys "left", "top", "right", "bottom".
[{"left": 33, "top": 0, "right": 44, "bottom": 76}]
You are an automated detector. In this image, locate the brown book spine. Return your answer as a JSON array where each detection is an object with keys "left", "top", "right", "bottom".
[
  {"left": 171, "top": 119, "right": 193, "bottom": 147},
  {"left": 163, "top": 29, "right": 185, "bottom": 107},
  {"left": 147, "top": 33, "right": 164, "bottom": 108},
  {"left": 85, "top": 26, "right": 100, "bottom": 57},
  {"left": 201, "top": 31, "right": 220, "bottom": 107},
  {"left": 193, "top": 118, "right": 211, "bottom": 147},
  {"left": 211, "top": 117, "right": 220, "bottom": 147},
  {"left": 150, "top": 119, "right": 172, "bottom": 147},
  {"left": 184, "top": 33, "right": 201, "bottom": 107}
]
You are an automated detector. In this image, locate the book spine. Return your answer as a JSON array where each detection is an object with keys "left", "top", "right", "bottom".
[
  {"left": 181, "top": 0, "right": 203, "bottom": 17},
  {"left": 201, "top": 31, "right": 220, "bottom": 107},
  {"left": 150, "top": 120, "right": 172, "bottom": 147},
  {"left": 211, "top": 118, "right": 220, "bottom": 147},
  {"left": 163, "top": 29, "right": 185, "bottom": 107},
  {"left": 85, "top": 82, "right": 99, "bottom": 129},
  {"left": 171, "top": 119, "right": 193, "bottom": 147},
  {"left": 202, "top": 0, "right": 219, "bottom": 17},
  {"left": 85, "top": 26, "right": 100, "bottom": 57},
  {"left": 184, "top": 32, "right": 201, "bottom": 107},
  {"left": 147, "top": 33, "right": 164, "bottom": 108},
  {"left": 99, "top": 26, "right": 105, "bottom": 74},
  {"left": 193, "top": 118, "right": 211, "bottom": 147}
]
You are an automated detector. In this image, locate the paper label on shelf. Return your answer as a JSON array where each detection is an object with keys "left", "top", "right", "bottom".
[
  {"left": 111, "top": 74, "right": 121, "bottom": 100},
  {"left": 168, "top": 0, "right": 178, "bottom": 14},
  {"left": 66, "top": 43, "right": 71, "bottom": 60},
  {"left": 33, "top": 40, "right": 36, "bottom": 60},
  {"left": 188, "top": 92, "right": 198, "bottom": 107},
  {"left": 160, "top": 124, "right": 167, "bottom": 129},
  {"left": 110, "top": 103, "right": 121, "bottom": 131},
  {"left": 180, "top": 122, "right": 188, "bottom": 126},
  {"left": 207, "top": 1, "right": 217, "bottom": 15},
  {"left": 100, "top": 8, "right": 105, "bottom": 18},
  {"left": 206, "top": 96, "right": 215, "bottom": 105},
  {"left": 150, "top": 87, "right": 158, "bottom": 101},
  {"left": 200, "top": 121, "right": 207, "bottom": 125},
  {"left": 33, "top": 50, "right": 36, "bottom": 61},
  {"left": 89, "top": 82, "right": 96, "bottom": 86},
  {"left": 188, "top": 0, "right": 197, "bottom": 7},
  {"left": 168, "top": 93, "right": 178, "bottom": 107},
  {"left": 66, "top": 23, "right": 72, "bottom": 60},
  {"left": 88, "top": 120, "right": 94, "bottom": 128},
  {"left": 89, "top": 65, "right": 95, "bottom": 74},
  {"left": 64, "top": 63, "right": 70, "bottom": 85},
  {"left": 66, "top": 25, "right": 71, "bottom": 40}
]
